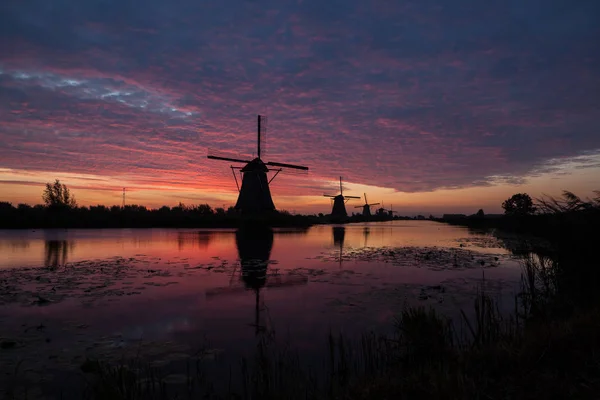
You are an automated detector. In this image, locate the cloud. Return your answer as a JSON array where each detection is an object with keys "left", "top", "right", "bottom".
[{"left": 1, "top": 0, "right": 599, "bottom": 207}]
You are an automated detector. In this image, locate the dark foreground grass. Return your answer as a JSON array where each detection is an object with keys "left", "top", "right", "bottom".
[{"left": 63, "top": 302, "right": 600, "bottom": 400}]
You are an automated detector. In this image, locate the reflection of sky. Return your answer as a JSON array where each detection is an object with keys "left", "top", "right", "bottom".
[
  {"left": 1, "top": 0, "right": 599, "bottom": 214},
  {"left": 0, "top": 222, "right": 510, "bottom": 268}
]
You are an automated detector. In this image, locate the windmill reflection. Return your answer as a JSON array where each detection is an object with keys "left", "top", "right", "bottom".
[
  {"left": 363, "top": 227, "right": 370, "bottom": 247},
  {"left": 44, "top": 240, "right": 74, "bottom": 268},
  {"left": 332, "top": 226, "right": 345, "bottom": 268},
  {"left": 206, "top": 227, "right": 308, "bottom": 335}
]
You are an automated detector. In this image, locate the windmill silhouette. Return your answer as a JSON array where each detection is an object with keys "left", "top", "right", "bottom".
[
  {"left": 376, "top": 201, "right": 388, "bottom": 217},
  {"left": 324, "top": 177, "right": 361, "bottom": 218},
  {"left": 207, "top": 115, "right": 309, "bottom": 215},
  {"left": 205, "top": 227, "right": 308, "bottom": 335},
  {"left": 354, "top": 193, "right": 380, "bottom": 217},
  {"left": 388, "top": 204, "right": 398, "bottom": 218}
]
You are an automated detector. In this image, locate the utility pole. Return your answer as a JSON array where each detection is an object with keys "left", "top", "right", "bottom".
[{"left": 122, "top": 188, "right": 126, "bottom": 208}]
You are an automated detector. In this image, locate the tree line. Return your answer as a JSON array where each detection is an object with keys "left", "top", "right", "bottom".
[{"left": 0, "top": 180, "right": 315, "bottom": 228}]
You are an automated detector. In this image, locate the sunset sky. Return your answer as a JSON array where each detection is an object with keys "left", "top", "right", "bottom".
[{"left": 1, "top": 0, "right": 599, "bottom": 215}]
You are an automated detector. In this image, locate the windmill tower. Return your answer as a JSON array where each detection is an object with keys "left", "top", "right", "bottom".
[
  {"left": 207, "top": 115, "right": 309, "bottom": 215},
  {"left": 354, "top": 193, "right": 380, "bottom": 217},
  {"left": 388, "top": 204, "right": 398, "bottom": 218},
  {"left": 323, "top": 176, "right": 361, "bottom": 218}
]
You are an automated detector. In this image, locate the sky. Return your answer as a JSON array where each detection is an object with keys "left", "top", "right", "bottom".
[{"left": 1, "top": 0, "right": 599, "bottom": 215}]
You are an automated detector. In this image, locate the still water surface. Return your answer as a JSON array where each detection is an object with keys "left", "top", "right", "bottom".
[{"left": 0, "top": 221, "right": 523, "bottom": 391}]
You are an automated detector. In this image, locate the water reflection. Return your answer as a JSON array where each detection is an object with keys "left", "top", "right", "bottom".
[
  {"left": 44, "top": 240, "right": 74, "bottom": 268},
  {"left": 207, "top": 227, "right": 308, "bottom": 334},
  {"left": 332, "top": 227, "right": 345, "bottom": 268},
  {"left": 177, "top": 231, "right": 212, "bottom": 250}
]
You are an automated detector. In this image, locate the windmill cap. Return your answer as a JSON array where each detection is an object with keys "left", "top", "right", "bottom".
[{"left": 241, "top": 158, "right": 269, "bottom": 172}]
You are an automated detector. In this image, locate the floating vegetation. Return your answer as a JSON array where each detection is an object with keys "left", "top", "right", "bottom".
[
  {"left": 455, "top": 236, "right": 506, "bottom": 249},
  {"left": 0, "top": 257, "right": 178, "bottom": 307},
  {"left": 316, "top": 246, "right": 506, "bottom": 271}
]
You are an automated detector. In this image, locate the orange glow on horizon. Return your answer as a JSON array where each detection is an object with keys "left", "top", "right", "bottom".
[{"left": 1, "top": 153, "right": 599, "bottom": 216}]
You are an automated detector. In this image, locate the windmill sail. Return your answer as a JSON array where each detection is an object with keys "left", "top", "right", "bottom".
[
  {"left": 206, "top": 115, "right": 309, "bottom": 215},
  {"left": 324, "top": 176, "right": 360, "bottom": 218}
]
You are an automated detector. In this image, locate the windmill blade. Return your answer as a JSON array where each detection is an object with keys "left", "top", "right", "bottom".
[
  {"left": 354, "top": 205, "right": 364, "bottom": 208},
  {"left": 208, "top": 155, "right": 252, "bottom": 164},
  {"left": 345, "top": 196, "right": 362, "bottom": 199},
  {"left": 368, "top": 203, "right": 380, "bottom": 206},
  {"left": 266, "top": 161, "right": 309, "bottom": 171},
  {"left": 364, "top": 193, "right": 368, "bottom": 204},
  {"left": 270, "top": 167, "right": 308, "bottom": 176},
  {"left": 324, "top": 194, "right": 337, "bottom": 198}
]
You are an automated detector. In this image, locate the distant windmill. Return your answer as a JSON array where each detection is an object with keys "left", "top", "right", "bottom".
[
  {"left": 323, "top": 176, "right": 361, "bottom": 218},
  {"left": 207, "top": 115, "right": 309, "bottom": 215},
  {"left": 376, "top": 202, "right": 388, "bottom": 216},
  {"left": 354, "top": 193, "right": 380, "bottom": 217},
  {"left": 388, "top": 204, "right": 398, "bottom": 218}
]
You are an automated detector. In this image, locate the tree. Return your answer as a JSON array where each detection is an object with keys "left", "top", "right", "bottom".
[
  {"left": 476, "top": 209, "right": 485, "bottom": 218},
  {"left": 502, "top": 193, "right": 536, "bottom": 216},
  {"left": 42, "top": 180, "right": 77, "bottom": 209}
]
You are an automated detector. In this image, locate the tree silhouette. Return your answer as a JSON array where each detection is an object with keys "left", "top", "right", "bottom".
[
  {"left": 476, "top": 209, "right": 485, "bottom": 218},
  {"left": 502, "top": 193, "right": 536, "bottom": 216},
  {"left": 42, "top": 180, "right": 77, "bottom": 210}
]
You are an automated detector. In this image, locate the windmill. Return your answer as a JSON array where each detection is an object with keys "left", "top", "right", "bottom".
[
  {"left": 205, "top": 227, "right": 308, "bottom": 335},
  {"left": 324, "top": 177, "right": 361, "bottom": 218},
  {"left": 354, "top": 193, "right": 380, "bottom": 217},
  {"left": 388, "top": 204, "right": 398, "bottom": 218},
  {"left": 376, "top": 201, "right": 388, "bottom": 217},
  {"left": 207, "top": 115, "right": 309, "bottom": 215}
]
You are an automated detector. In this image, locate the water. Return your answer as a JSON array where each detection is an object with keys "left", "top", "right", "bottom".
[{"left": 0, "top": 221, "right": 523, "bottom": 394}]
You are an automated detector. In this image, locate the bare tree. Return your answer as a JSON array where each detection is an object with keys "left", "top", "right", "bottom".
[{"left": 42, "top": 180, "right": 77, "bottom": 209}]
